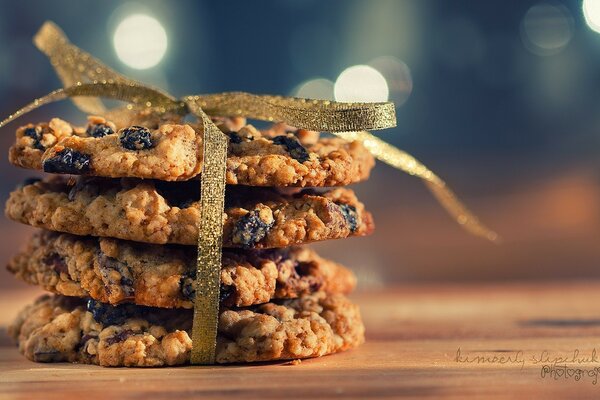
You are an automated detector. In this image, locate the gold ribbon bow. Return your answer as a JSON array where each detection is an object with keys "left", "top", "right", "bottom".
[{"left": 0, "top": 22, "right": 498, "bottom": 364}]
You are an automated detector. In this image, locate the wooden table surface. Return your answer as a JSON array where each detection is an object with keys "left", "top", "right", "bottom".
[{"left": 3, "top": 282, "right": 600, "bottom": 399}]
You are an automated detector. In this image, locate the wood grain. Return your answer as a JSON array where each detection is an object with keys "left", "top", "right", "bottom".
[{"left": 3, "top": 283, "right": 600, "bottom": 399}]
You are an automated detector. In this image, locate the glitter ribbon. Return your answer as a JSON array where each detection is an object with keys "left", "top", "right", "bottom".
[{"left": 0, "top": 21, "right": 498, "bottom": 364}]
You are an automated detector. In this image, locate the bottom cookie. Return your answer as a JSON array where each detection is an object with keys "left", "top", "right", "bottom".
[{"left": 9, "top": 293, "right": 364, "bottom": 367}]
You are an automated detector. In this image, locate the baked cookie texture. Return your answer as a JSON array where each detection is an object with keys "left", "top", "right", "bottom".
[
  {"left": 9, "top": 293, "right": 365, "bottom": 366},
  {"left": 5, "top": 176, "right": 374, "bottom": 247},
  {"left": 6, "top": 108, "right": 373, "bottom": 367},
  {"left": 9, "top": 116, "right": 375, "bottom": 186},
  {"left": 8, "top": 230, "right": 356, "bottom": 308}
]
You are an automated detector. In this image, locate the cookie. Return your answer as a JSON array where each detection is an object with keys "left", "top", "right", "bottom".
[
  {"left": 8, "top": 230, "right": 356, "bottom": 308},
  {"left": 5, "top": 176, "right": 374, "bottom": 247},
  {"left": 9, "top": 116, "right": 375, "bottom": 186},
  {"left": 9, "top": 293, "right": 364, "bottom": 366}
]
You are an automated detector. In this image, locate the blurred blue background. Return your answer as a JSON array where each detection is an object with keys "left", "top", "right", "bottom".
[{"left": 1, "top": 0, "right": 599, "bottom": 289}]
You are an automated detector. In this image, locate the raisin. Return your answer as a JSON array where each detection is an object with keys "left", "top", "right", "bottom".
[
  {"left": 226, "top": 131, "right": 243, "bottom": 144},
  {"left": 180, "top": 273, "right": 195, "bottom": 301},
  {"left": 105, "top": 329, "right": 134, "bottom": 345},
  {"left": 272, "top": 135, "right": 310, "bottom": 163},
  {"left": 295, "top": 261, "right": 323, "bottom": 292},
  {"left": 180, "top": 275, "right": 234, "bottom": 305},
  {"left": 23, "top": 127, "right": 38, "bottom": 137},
  {"left": 273, "top": 254, "right": 323, "bottom": 294},
  {"left": 19, "top": 177, "right": 41, "bottom": 188},
  {"left": 294, "top": 261, "right": 315, "bottom": 277},
  {"left": 154, "top": 180, "right": 199, "bottom": 209},
  {"left": 86, "top": 123, "right": 114, "bottom": 138},
  {"left": 119, "top": 126, "right": 154, "bottom": 150},
  {"left": 43, "top": 148, "right": 91, "bottom": 174},
  {"left": 80, "top": 333, "right": 96, "bottom": 345},
  {"left": 97, "top": 253, "right": 134, "bottom": 298},
  {"left": 338, "top": 204, "right": 358, "bottom": 232},
  {"left": 33, "top": 350, "right": 63, "bottom": 362},
  {"left": 23, "top": 127, "right": 45, "bottom": 150},
  {"left": 232, "top": 206, "right": 275, "bottom": 248},
  {"left": 75, "top": 333, "right": 97, "bottom": 352},
  {"left": 23, "top": 177, "right": 42, "bottom": 186},
  {"left": 86, "top": 299, "right": 128, "bottom": 326},
  {"left": 67, "top": 178, "right": 86, "bottom": 201},
  {"left": 308, "top": 280, "right": 323, "bottom": 292},
  {"left": 220, "top": 284, "right": 235, "bottom": 304},
  {"left": 42, "top": 252, "right": 68, "bottom": 275}
]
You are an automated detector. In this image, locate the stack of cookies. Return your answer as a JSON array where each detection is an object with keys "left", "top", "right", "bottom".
[{"left": 5, "top": 112, "right": 375, "bottom": 366}]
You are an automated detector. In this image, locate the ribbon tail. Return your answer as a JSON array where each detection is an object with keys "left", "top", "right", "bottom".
[
  {"left": 0, "top": 82, "right": 183, "bottom": 129},
  {"left": 186, "top": 100, "right": 228, "bottom": 364},
  {"left": 184, "top": 92, "right": 497, "bottom": 241},
  {"left": 0, "top": 89, "right": 67, "bottom": 129},
  {"left": 423, "top": 180, "right": 499, "bottom": 242},
  {"left": 332, "top": 131, "right": 500, "bottom": 242}
]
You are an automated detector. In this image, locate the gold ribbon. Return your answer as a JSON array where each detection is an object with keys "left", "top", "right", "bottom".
[{"left": 0, "top": 22, "right": 498, "bottom": 364}]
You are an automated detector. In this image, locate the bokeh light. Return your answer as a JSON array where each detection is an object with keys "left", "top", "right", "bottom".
[
  {"left": 520, "top": 2, "right": 573, "bottom": 56},
  {"left": 334, "top": 65, "right": 389, "bottom": 102},
  {"left": 113, "top": 14, "right": 167, "bottom": 69},
  {"left": 293, "top": 78, "right": 334, "bottom": 100},
  {"left": 368, "top": 56, "right": 413, "bottom": 107},
  {"left": 583, "top": 0, "right": 600, "bottom": 33}
]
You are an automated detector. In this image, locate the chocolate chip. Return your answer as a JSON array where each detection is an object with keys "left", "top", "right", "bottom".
[
  {"left": 43, "top": 148, "right": 91, "bottom": 174},
  {"left": 86, "top": 123, "right": 114, "bottom": 138},
  {"left": 338, "top": 204, "right": 358, "bottom": 232},
  {"left": 232, "top": 206, "right": 275, "bottom": 248},
  {"left": 272, "top": 135, "right": 310, "bottom": 163},
  {"left": 23, "top": 127, "right": 45, "bottom": 150},
  {"left": 105, "top": 329, "right": 134, "bottom": 345},
  {"left": 86, "top": 299, "right": 128, "bottom": 326},
  {"left": 42, "top": 252, "right": 68, "bottom": 275},
  {"left": 97, "top": 253, "right": 134, "bottom": 298},
  {"left": 119, "top": 126, "right": 153, "bottom": 150}
]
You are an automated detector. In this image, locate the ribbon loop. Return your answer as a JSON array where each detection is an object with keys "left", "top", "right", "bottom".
[
  {"left": 0, "top": 82, "right": 184, "bottom": 129},
  {"left": 33, "top": 21, "right": 176, "bottom": 116},
  {"left": 34, "top": 22, "right": 132, "bottom": 114},
  {"left": 184, "top": 93, "right": 396, "bottom": 132}
]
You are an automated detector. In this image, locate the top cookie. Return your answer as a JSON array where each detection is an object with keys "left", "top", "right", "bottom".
[{"left": 9, "top": 116, "right": 375, "bottom": 186}]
